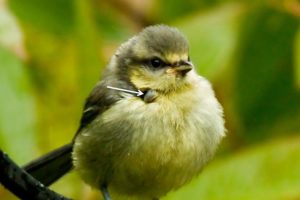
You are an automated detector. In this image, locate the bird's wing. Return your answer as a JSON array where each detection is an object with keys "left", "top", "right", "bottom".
[
  {"left": 74, "top": 81, "right": 123, "bottom": 139},
  {"left": 24, "top": 80, "right": 122, "bottom": 185}
]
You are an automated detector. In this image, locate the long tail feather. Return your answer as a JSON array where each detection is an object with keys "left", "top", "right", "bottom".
[{"left": 23, "top": 143, "right": 73, "bottom": 186}]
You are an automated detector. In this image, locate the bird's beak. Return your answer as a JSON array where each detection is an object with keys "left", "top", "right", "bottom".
[{"left": 174, "top": 61, "right": 193, "bottom": 75}]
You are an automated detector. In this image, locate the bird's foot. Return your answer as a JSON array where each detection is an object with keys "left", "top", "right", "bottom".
[{"left": 100, "top": 185, "right": 112, "bottom": 200}]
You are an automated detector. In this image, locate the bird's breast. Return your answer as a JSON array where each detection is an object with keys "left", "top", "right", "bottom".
[
  {"left": 99, "top": 77, "right": 224, "bottom": 196},
  {"left": 73, "top": 75, "right": 224, "bottom": 198}
]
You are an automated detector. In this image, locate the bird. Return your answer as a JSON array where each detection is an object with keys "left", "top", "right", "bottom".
[{"left": 24, "top": 25, "right": 225, "bottom": 200}]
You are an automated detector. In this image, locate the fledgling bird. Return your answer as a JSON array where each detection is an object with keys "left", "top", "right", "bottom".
[{"left": 24, "top": 25, "right": 225, "bottom": 200}]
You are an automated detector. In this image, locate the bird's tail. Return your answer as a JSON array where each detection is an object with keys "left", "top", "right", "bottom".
[{"left": 23, "top": 143, "right": 73, "bottom": 186}]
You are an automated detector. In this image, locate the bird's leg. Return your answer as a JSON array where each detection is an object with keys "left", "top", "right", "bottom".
[{"left": 100, "top": 184, "right": 112, "bottom": 200}]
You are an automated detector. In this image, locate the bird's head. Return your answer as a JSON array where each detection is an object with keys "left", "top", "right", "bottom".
[{"left": 111, "top": 25, "right": 194, "bottom": 94}]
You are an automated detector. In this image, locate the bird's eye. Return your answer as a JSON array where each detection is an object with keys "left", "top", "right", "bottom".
[{"left": 150, "top": 58, "right": 163, "bottom": 68}]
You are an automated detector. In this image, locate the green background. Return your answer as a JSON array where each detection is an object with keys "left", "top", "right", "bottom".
[{"left": 0, "top": 0, "right": 300, "bottom": 199}]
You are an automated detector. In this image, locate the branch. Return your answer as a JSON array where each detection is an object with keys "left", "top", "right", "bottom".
[
  {"left": 0, "top": 149, "right": 72, "bottom": 200},
  {"left": 106, "top": 0, "right": 153, "bottom": 26}
]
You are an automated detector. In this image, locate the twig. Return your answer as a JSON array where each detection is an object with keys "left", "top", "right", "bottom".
[
  {"left": 106, "top": 0, "right": 153, "bottom": 26},
  {"left": 0, "top": 149, "right": 72, "bottom": 200}
]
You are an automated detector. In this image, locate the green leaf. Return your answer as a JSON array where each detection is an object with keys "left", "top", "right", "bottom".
[
  {"left": 0, "top": 47, "right": 37, "bottom": 164},
  {"left": 164, "top": 137, "right": 300, "bottom": 200},
  {"left": 234, "top": 6, "right": 300, "bottom": 140}
]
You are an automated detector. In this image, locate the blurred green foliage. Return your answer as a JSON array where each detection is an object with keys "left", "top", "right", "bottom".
[
  {"left": 9, "top": 0, "right": 75, "bottom": 34},
  {"left": 0, "top": 0, "right": 300, "bottom": 199},
  {"left": 235, "top": 7, "right": 300, "bottom": 141},
  {"left": 0, "top": 47, "right": 37, "bottom": 163}
]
